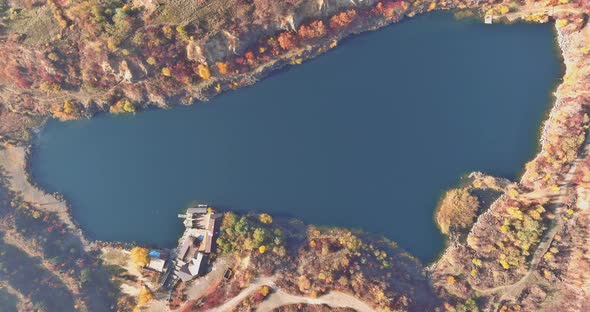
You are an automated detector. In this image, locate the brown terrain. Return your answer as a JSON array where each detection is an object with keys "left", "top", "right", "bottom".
[{"left": 0, "top": 0, "right": 590, "bottom": 311}]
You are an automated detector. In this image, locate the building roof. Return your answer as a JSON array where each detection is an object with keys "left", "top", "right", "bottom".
[
  {"left": 186, "top": 207, "right": 207, "bottom": 214},
  {"left": 188, "top": 253, "right": 205, "bottom": 276},
  {"left": 147, "top": 257, "right": 166, "bottom": 272},
  {"left": 178, "top": 236, "right": 196, "bottom": 261},
  {"left": 204, "top": 232, "right": 213, "bottom": 253},
  {"left": 177, "top": 265, "right": 194, "bottom": 282}
]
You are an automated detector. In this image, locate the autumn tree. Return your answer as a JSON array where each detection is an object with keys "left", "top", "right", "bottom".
[
  {"left": 244, "top": 51, "right": 255, "bottom": 62},
  {"left": 47, "top": 0, "right": 68, "bottom": 29},
  {"left": 130, "top": 247, "right": 149, "bottom": 267},
  {"left": 216, "top": 62, "right": 229, "bottom": 75},
  {"left": 329, "top": 9, "right": 357, "bottom": 29},
  {"left": 64, "top": 100, "right": 76, "bottom": 114},
  {"left": 298, "top": 20, "right": 326, "bottom": 39},
  {"left": 373, "top": 1, "right": 406, "bottom": 18},
  {"left": 277, "top": 31, "right": 297, "bottom": 50},
  {"left": 436, "top": 188, "right": 480, "bottom": 235},
  {"left": 259, "top": 213, "right": 273, "bottom": 224},
  {"left": 197, "top": 64, "right": 211, "bottom": 80},
  {"left": 258, "top": 285, "right": 270, "bottom": 297},
  {"left": 298, "top": 275, "right": 311, "bottom": 292},
  {"left": 109, "top": 99, "right": 136, "bottom": 114},
  {"left": 135, "top": 286, "right": 153, "bottom": 311},
  {"left": 176, "top": 25, "right": 190, "bottom": 41}
]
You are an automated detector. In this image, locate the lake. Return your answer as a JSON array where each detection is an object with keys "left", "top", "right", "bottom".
[{"left": 31, "top": 13, "right": 562, "bottom": 262}]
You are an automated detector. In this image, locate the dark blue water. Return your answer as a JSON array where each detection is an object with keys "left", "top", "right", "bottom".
[{"left": 31, "top": 13, "right": 561, "bottom": 262}]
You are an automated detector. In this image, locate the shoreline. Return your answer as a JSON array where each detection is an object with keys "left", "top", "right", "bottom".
[
  {"left": 19, "top": 10, "right": 574, "bottom": 263},
  {"left": 1, "top": 1, "right": 589, "bottom": 310}
]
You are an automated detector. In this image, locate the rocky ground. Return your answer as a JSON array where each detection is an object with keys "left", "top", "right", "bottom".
[{"left": 0, "top": 0, "right": 590, "bottom": 311}]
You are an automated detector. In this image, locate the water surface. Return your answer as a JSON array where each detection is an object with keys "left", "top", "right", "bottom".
[{"left": 32, "top": 13, "right": 561, "bottom": 262}]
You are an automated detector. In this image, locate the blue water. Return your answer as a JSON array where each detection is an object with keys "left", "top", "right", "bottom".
[{"left": 31, "top": 13, "right": 561, "bottom": 262}]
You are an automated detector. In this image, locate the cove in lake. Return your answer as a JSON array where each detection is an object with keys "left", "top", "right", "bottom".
[{"left": 31, "top": 13, "right": 561, "bottom": 262}]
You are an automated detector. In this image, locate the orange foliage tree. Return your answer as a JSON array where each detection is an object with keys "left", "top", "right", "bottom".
[
  {"left": 277, "top": 31, "right": 297, "bottom": 50},
  {"left": 298, "top": 20, "right": 326, "bottom": 39},
  {"left": 216, "top": 62, "right": 229, "bottom": 75},
  {"left": 245, "top": 51, "right": 255, "bottom": 62},
  {"left": 329, "top": 9, "right": 357, "bottom": 29},
  {"left": 373, "top": 1, "right": 404, "bottom": 18}
]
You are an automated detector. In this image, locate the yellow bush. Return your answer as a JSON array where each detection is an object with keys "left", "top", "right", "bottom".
[
  {"left": 161, "top": 67, "right": 171, "bottom": 77},
  {"left": 506, "top": 206, "right": 523, "bottom": 220},
  {"left": 63, "top": 100, "right": 76, "bottom": 114},
  {"left": 556, "top": 19, "right": 568, "bottom": 28},
  {"left": 500, "top": 225, "right": 508, "bottom": 233},
  {"left": 507, "top": 188, "right": 519, "bottom": 198},
  {"left": 130, "top": 247, "right": 149, "bottom": 267},
  {"left": 446, "top": 276, "right": 455, "bottom": 284},
  {"left": 258, "top": 285, "right": 271, "bottom": 297},
  {"left": 197, "top": 64, "right": 211, "bottom": 80},
  {"left": 499, "top": 260, "right": 510, "bottom": 269},
  {"left": 544, "top": 252, "right": 554, "bottom": 260},
  {"left": 524, "top": 13, "right": 548, "bottom": 23},
  {"left": 110, "top": 99, "right": 136, "bottom": 114},
  {"left": 259, "top": 213, "right": 273, "bottom": 224},
  {"left": 497, "top": 4, "right": 509, "bottom": 15},
  {"left": 137, "top": 286, "right": 153, "bottom": 306},
  {"left": 176, "top": 25, "right": 190, "bottom": 41},
  {"left": 427, "top": 2, "right": 437, "bottom": 12}
]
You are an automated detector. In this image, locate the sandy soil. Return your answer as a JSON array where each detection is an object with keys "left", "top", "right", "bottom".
[{"left": 257, "top": 290, "right": 376, "bottom": 312}]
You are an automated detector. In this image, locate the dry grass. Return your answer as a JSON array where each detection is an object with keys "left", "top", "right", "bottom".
[
  {"left": 155, "top": 0, "right": 238, "bottom": 28},
  {"left": 102, "top": 247, "right": 130, "bottom": 267},
  {"left": 5, "top": 5, "right": 59, "bottom": 45}
]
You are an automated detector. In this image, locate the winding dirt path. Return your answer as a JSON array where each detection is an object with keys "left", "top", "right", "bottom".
[
  {"left": 206, "top": 276, "right": 276, "bottom": 312},
  {"left": 256, "top": 290, "right": 376, "bottom": 312},
  {"left": 206, "top": 274, "right": 375, "bottom": 312}
]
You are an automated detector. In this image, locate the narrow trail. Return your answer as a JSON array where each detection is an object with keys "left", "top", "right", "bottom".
[
  {"left": 206, "top": 275, "right": 375, "bottom": 312},
  {"left": 256, "top": 289, "right": 376, "bottom": 312},
  {"left": 206, "top": 276, "right": 276, "bottom": 312}
]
